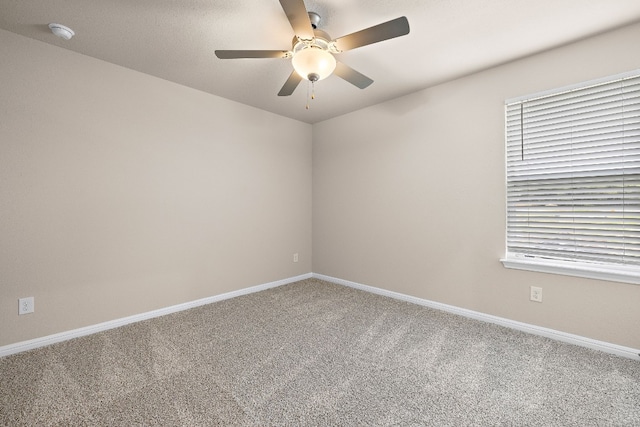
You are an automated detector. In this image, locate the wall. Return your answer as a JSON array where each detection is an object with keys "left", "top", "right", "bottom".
[
  {"left": 312, "top": 22, "right": 640, "bottom": 349},
  {"left": 0, "top": 29, "right": 312, "bottom": 347}
]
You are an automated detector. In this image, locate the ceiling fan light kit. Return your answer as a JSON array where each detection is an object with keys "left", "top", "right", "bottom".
[
  {"left": 291, "top": 36, "right": 336, "bottom": 82},
  {"left": 214, "top": 0, "right": 410, "bottom": 104}
]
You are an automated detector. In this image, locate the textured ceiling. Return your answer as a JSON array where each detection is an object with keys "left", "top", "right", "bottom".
[{"left": 2, "top": 0, "right": 640, "bottom": 123}]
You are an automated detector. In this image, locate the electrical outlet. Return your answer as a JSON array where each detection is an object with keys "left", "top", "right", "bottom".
[
  {"left": 293, "top": 253, "right": 299, "bottom": 263},
  {"left": 19, "top": 297, "right": 35, "bottom": 315},
  {"left": 530, "top": 286, "right": 542, "bottom": 303}
]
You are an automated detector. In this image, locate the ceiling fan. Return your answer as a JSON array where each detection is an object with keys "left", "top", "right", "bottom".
[{"left": 214, "top": 0, "right": 410, "bottom": 98}]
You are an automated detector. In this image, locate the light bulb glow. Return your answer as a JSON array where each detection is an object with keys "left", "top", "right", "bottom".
[{"left": 292, "top": 46, "right": 336, "bottom": 81}]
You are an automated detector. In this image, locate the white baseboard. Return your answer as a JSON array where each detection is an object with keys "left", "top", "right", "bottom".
[
  {"left": 0, "top": 273, "right": 312, "bottom": 358},
  {"left": 313, "top": 273, "right": 640, "bottom": 361},
  {"left": 4, "top": 272, "right": 638, "bottom": 361}
]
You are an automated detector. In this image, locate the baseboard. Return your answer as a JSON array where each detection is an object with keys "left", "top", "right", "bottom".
[
  {"left": 0, "top": 273, "right": 313, "bottom": 358},
  {"left": 312, "top": 273, "right": 640, "bottom": 361},
  {"left": 4, "top": 272, "right": 638, "bottom": 361}
]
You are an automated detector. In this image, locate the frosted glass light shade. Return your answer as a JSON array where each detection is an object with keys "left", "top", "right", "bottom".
[{"left": 292, "top": 47, "right": 336, "bottom": 81}]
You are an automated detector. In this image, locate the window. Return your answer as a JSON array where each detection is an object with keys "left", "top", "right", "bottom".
[{"left": 501, "top": 70, "right": 640, "bottom": 284}]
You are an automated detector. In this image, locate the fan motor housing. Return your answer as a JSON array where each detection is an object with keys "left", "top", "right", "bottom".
[{"left": 291, "top": 29, "right": 332, "bottom": 49}]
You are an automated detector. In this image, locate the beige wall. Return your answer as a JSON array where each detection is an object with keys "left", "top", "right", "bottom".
[
  {"left": 0, "top": 29, "right": 312, "bottom": 347},
  {"left": 3, "top": 21, "right": 640, "bottom": 351},
  {"left": 312, "top": 22, "right": 640, "bottom": 349}
]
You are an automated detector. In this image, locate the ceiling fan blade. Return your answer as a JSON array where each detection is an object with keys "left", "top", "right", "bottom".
[
  {"left": 278, "top": 70, "right": 303, "bottom": 96},
  {"left": 332, "top": 16, "right": 410, "bottom": 52},
  {"left": 279, "top": 0, "right": 314, "bottom": 40},
  {"left": 215, "top": 50, "right": 290, "bottom": 59},
  {"left": 334, "top": 62, "right": 373, "bottom": 89}
]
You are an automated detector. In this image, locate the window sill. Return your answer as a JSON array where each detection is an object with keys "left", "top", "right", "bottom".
[{"left": 500, "top": 256, "right": 640, "bottom": 285}]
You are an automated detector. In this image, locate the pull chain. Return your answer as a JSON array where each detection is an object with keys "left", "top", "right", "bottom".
[{"left": 305, "top": 80, "right": 317, "bottom": 110}]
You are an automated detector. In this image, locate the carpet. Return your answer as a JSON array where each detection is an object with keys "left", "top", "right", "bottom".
[{"left": 1, "top": 278, "right": 639, "bottom": 426}]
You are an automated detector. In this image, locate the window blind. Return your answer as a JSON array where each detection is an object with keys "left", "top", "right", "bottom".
[{"left": 505, "top": 72, "right": 640, "bottom": 267}]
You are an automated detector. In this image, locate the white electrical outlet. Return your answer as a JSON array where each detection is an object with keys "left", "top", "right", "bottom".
[
  {"left": 293, "top": 253, "right": 299, "bottom": 263},
  {"left": 19, "top": 297, "right": 35, "bottom": 315},
  {"left": 530, "top": 286, "right": 543, "bottom": 303}
]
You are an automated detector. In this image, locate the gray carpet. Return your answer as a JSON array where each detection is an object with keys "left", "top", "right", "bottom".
[{"left": 1, "top": 278, "right": 639, "bottom": 426}]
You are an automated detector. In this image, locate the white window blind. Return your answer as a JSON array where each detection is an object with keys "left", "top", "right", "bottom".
[{"left": 505, "top": 72, "right": 640, "bottom": 268}]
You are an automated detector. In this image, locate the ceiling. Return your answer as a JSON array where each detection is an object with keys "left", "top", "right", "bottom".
[{"left": 2, "top": 0, "right": 640, "bottom": 124}]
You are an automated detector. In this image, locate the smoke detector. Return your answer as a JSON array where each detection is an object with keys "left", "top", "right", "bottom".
[{"left": 48, "top": 23, "right": 75, "bottom": 40}]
